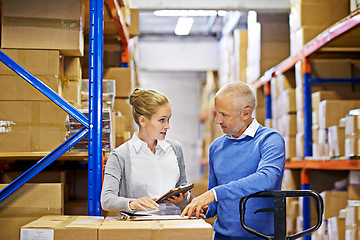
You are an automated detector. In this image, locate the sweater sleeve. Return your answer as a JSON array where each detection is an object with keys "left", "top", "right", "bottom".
[
  {"left": 206, "top": 142, "right": 219, "bottom": 218},
  {"left": 213, "top": 132, "right": 285, "bottom": 201},
  {"left": 100, "top": 151, "right": 134, "bottom": 213},
  {"left": 167, "top": 138, "right": 189, "bottom": 207}
]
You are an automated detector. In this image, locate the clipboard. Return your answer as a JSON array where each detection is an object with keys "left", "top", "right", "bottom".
[
  {"left": 118, "top": 211, "right": 195, "bottom": 221},
  {"left": 156, "top": 183, "right": 194, "bottom": 204}
]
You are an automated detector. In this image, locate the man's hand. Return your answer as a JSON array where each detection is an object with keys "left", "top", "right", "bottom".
[
  {"left": 181, "top": 190, "right": 215, "bottom": 219},
  {"left": 129, "top": 196, "right": 158, "bottom": 211}
]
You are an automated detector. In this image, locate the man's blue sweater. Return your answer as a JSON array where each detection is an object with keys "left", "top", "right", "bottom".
[{"left": 206, "top": 125, "right": 285, "bottom": 239}]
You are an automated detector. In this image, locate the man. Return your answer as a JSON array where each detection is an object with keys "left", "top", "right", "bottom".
[{"left": 181, "top": 81, "right": 285, "bottom": 240}]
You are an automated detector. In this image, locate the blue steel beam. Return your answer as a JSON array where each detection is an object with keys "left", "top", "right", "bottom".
[
  {"left": 88, "top": 0, "right": 104, "bottom": 216},
  {"left": 0, "top": 50, "right": 89, "bottom": 128},
  {"left": 0, "top": 127, "right": 89, "bottom": 202},
  {"left": 303, "top": 72, "right": 312, "bottom": 157}
]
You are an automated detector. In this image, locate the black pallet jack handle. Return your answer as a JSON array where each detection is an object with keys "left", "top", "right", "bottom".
[{"left": 239, "top": 190, "right": 323, "bottom": 240}]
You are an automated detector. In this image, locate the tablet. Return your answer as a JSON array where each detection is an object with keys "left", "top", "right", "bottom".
[{"left": 156, "top": 183, "right": 194, "bottom": 204}]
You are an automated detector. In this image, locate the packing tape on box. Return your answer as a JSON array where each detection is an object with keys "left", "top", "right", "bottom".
[
  {"left": 3, "top": 16, "right": 81, "bottom": 30},
  {"left": 0, "top": 207, "right": 63, "bottom": 217},
  {"left": 150, "top": 222, "right": 164, "bottom": 240}
]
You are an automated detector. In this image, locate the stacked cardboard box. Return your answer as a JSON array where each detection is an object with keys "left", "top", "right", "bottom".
[
  {"left": 0, "top": 50, "right": 68, "bottom": 152},
  {"left": 0, "top": 183, "right": 63, "bottom": 240},
  {"left": 345, "top": 115, "right": 360, "bottom": 158},
  {"left": 0, "top": 0, "right": 86, "bottom": 153},
  {"left": 269, "top": 73, "right": 297, "bottom": 159},
  {"left": 246, "top": 13, "right": 290, "bottom": 84},
  {"left": 289, "top": 0, "right": 350, "bottom": 55},
  {"left": 218, "top": 35, "right": 236, "bottom": 87},
  {"left": 233, "top": 29, "right": 248, "bottom": 83},
  {"left": 2, "top": 0, "right": 85, "bottom": 56},
  {"left": 319, "top": 100, "right": 360, "bottom": 158},
  {"left": 294, "top": 58, "right": 360, "bottom": 158},
  {"left": 21, "top": 215, "right": 103, "bottom": 240},
  {"left": 60, "top": 57, "right": 83, "bottom": 108},
  {"left": 345, "top": 205, "right": 359, "bottom": 239},
  {"left": 103, "top": 67, "right": 135, "bottom": 146},
  {"left": 21, "top": 216, "right": 213, "bottom": 240}
]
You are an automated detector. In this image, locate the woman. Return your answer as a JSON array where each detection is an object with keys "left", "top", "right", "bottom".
[{"left": 101, "top": 88, "right": 189, "bottom": 215}]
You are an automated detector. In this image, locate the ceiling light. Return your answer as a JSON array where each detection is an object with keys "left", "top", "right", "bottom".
[
  {"left": 175, "top": 17, "right": 194, "bottom": 35},
  {"left": 154, "top": 10, "right": 218, "bottom": 17}
]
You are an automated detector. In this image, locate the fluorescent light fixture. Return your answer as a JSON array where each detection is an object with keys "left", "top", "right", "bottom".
[
  {"left": 175, "top": 17, "right": 194, "bottom": 35},
  {"left": 154, "top": 10, "right": 217, "bottom": 17}
]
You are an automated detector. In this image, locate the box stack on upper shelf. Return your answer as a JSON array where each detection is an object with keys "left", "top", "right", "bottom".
[
  {"left": 289, "top": 0, "right": 350, "bottom": 56},
  {"left": 269, "top": 72, "right": 297, "bottom": 160},
  {"left": 0, "top": 0, "right": 85, "bottom": 153},
  {"left": 246, "top": 12, "right": 290, "bottom": 84},
  {"left": 0, "top": 0, "right": 140, "bottom": 154}
]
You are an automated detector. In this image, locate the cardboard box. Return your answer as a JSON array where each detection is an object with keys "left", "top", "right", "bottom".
[
  {"left": 348, "top": 184, "right": 360, "bottom": 200},
  {"left": 64, "top": 57, "right": 82, "bottom": 80},
  {"left": 319, "top": 100, "right": 360, "bottom": 129},
  {"left": 345, "top": 115, "right": 359, "bottom": 137},
  {"left": 345, "top": 137, "right": 358, "bottom": 157},
  {"left": 0, "top": 183, "right": 63, "bottom": 240},
  {"left": 281, "top": 89, "right": 297, "bottom": 114},
  {"left": 320, "top": 191, "right": 348, "bottom": 220},
  {"left": 311, "top": 59, "right": 352, "bottom": 79},
  {"left": 233, "top": 29, "right": 248, "bottom": 83},
  {"left": 60, "top": 79, "right": 82, "bottom": 106},
  {"left": 0, "top": 49, "right": 63, "bottom": 76},
  {"left": 128, "top": 8, "right": 139, "bottom": 37},
  {"left": 328, "top": 125, "right": 345, "bottom": 157},
  {"left": 0, "top": 75, "right": 61, "bottom": 101},
  {"left": 345, "top": 205, "right": 359, "bottom": 227},
  {"left": 103, "top": 68, "right": 133, "bottom": 97},
  {"left": 99, "top": 217, "right": 213, "bottom": 240},
  {"left": 291, "top": 0, "right": 349, "bottom": 30},
  {"left": 282, "top": 114, "right": 297, "bottom": 137},
  {"left": 2, "top": 0, "right": 84, "bottom": 56},
  {"left": 0, "top": 100, "right": 67, "bottom": 152},
  {"left": 114, "top": 98, "right": 133, "bottom": 122},
  {"left": 328, "top": 216, "right": 345, "bottom": 240},
  {"left": 285, "top": 135, "right": 297, "bottom": 159},
  {"left": 115, "top": 114, "right": 130, "bottom": 135},
  {"left": 296, "top": 132, "right": 304, "bottom": 158},
  {"left": 21, "top": 215, "right": 103, "bottom": 240}
]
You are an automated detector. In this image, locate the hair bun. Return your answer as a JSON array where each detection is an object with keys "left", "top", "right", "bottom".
[{"left": 129, "top": 88, "right": 145, "bottom": 105}]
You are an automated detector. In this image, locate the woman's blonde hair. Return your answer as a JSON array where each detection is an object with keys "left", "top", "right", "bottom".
[{"left": 129, "top": 88, "right": 169, "bottom": 125}]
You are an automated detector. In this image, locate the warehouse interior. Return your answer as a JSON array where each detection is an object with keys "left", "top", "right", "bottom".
[{"left": 0, "top": 0, "right": 360, "bottom": 239}]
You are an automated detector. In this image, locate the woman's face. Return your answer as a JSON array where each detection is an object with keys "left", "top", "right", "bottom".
[{"left": 143, "top": 103, "right": 172, "bottom": 141}]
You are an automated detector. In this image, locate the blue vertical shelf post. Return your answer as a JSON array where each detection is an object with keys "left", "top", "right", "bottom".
[
  {"left": 302, "top": 59, "right": 312, "bottom": 240},
  {"left": 264, "top": 82, "right": 272, "bottom": 121},
  {"left": 303, "top": 59, "right": 313, "bottom": 157},
  {"left": 88, "top": 0, "right": 104, "bottom": 216}
]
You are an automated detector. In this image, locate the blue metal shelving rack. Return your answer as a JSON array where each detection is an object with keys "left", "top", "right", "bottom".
[{"left": 0, "top": 0, "right": 106, "bottom": 216}]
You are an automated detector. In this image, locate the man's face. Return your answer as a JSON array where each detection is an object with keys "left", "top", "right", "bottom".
[{"left": 214, "top": 94, "right": 246, "bottom": 138}]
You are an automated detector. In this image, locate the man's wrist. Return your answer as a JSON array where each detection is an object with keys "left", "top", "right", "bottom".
[{"left": 210, "top": 188, "right": 218, "bottom": 201}]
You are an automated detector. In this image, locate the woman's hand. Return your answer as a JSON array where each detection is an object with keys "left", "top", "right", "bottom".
[
  {"left": 129, "top": 196, "right": 159, "bottom": 211},
  {"left": 164, "top": 192, "right": 188, "bottom": 205}
]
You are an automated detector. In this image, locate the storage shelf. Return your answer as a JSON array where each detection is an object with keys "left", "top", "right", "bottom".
[
  {"left": 0, "top": 152, "right": 88, "bottom": 162},
  {"left": 251, "top": 8, "right": 360, "bottom": 89},
  {"left": 285, "top": 159, "right": 360, "bottom": 170}
]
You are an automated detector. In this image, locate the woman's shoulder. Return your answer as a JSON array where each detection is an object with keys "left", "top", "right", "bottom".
[
  {"left": 111, "top": 141, "right": 131, "bottom": 157},
  {"left": 165, "top": 138, "right": 182, "bottom": 148}
]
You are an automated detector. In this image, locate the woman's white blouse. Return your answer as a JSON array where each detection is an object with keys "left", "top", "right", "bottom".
[{"left": 129, "top": 133, "right": 180, "bottom": 199}]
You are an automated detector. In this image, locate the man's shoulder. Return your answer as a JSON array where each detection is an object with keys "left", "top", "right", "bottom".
[{"left": 256, "top": 125, "right": 284, "bottom": 141}]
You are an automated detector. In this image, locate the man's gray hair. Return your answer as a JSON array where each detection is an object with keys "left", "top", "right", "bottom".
[{"left": 215, "top": 81, "right": 257, "bottom": 111}]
